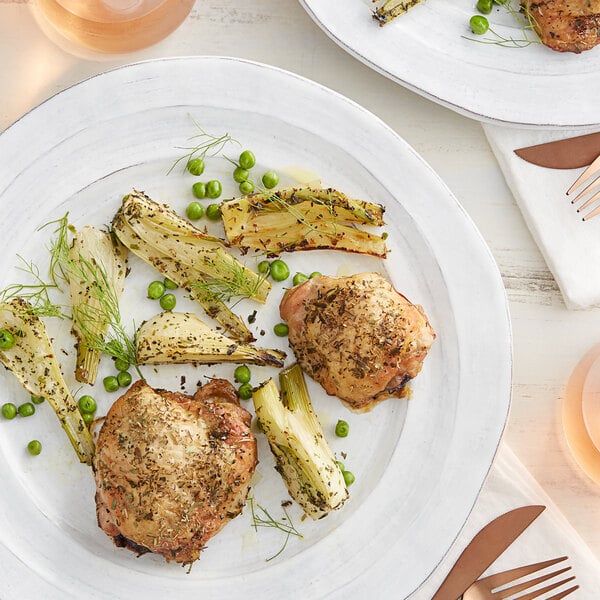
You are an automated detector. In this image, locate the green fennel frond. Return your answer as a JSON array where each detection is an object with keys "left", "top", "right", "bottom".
[{"left": 248, "top": 496, "right": 303, "bottom": 562}]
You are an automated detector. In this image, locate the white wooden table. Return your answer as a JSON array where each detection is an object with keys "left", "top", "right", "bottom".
[{"left": 3, "top": 0, "right": 600, "bottom": 574}]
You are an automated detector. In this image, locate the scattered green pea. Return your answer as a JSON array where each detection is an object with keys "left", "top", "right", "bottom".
[
  {"left": 117, "top": 371, "right": 132, "bottom": 388},
  {"left": 78, "top": 395, "right": 97, "bottom": 415},
  {"left": 233, "top": 167, "right": 250, "bottom": 183},
  {"left": 206, "top": 180, "right": 222, "bottom": 199},
  {"left": 192, "top": 182, "right": 207, "bottom": 199},
  {"left": 82, "top": 412, "right": 95, "bottom": 426},
  {"left": 470, "top": 14, "right": 489, "bottom": 34},
  {"left": 103, "top": 375, "right": 119, "bottom": 393},
  {"left": 187, "top": 157, "right": 205, "bottom": 176},
  {"left": 261, "top": 170, "right": 279, "bottom": 190},
  {"left": 336, "top": 460, "right": 345, "bottom": 472},
  {"left": 258, "top": 260, "right": 271, "bottom": 275},
  {"left": 18, "top": 402, "right": 35, "bottom": 418},
  {"left": 238, "top": 383, "right": 253, "bottom": 400},
  {"left": 273, "top": 322, "right": 289, "bottom": 337},
  {"left": 27, "top": 440, "right": 42, "bottom": 456},
  {"left": 114, "top": 358, "right": 130, "bottom": 372},
  {"left": 147, "top": 280, "right": 165, "bottom": 300},
  {"left": 293, "top": 272, "right": 308, "bottom": 286},
  {"left": 1, "top": 402, "right": 17, "bottom": 420},
  {"left": 335, "top": 419, "right": 349, "bottom": 438},
  {"left": 342, "top": 470, "right": 355, "bottom": 486},
  {"left": 476, "top": 0, "right": 492, "bottom": 13},
  {"left": 30, "top": 395, "right": 45, "bottom": 405},
  {"left": 239, "top": 180, "right": 254, "bottom": 195},
  {"left": 159, "top": 293, "right": 176, "bottom": 311},
  {"left": 206, "top": 203, "right": 222, "bottom": 220},
  {"left": 239, "top": 150, "right": 256, "bottom": 170},
  {"left": 269, "top": 259, "right": 290, "bottom": 282},
  {"left": 164, "top": 278, "right": 178, "bottom": 290},
  {"left": 186, "top": 201, "right": 204, "bottom": 220},
  {"left": 0, "top": 329, "right": 15, "bottom": 350},
  {"left": 309, "top": 271, "right": 322, "bottom": 279},
  {"left": 234, "top": 365, "right": 252, "bottom": 384}
]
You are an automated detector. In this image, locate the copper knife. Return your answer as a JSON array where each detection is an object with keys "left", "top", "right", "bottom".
[
  {"left": 431, "top": 505, "right": 546, "bottom": 600},
  {"left": 514, "top": 131, "right": 600, "bottom": 169}
]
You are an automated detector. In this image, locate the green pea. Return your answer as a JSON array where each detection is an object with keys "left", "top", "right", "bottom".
[
  {"left": 293, "top": 272, "right": 308, "bottom": 286},
  {"left": 147, "top": 280, "right": 165, "bottom": 300},
  {"left": 239, "top": 180, "right": 254, "bottom": 195},
  {"left": 239, "top": 150, "right": 256, "bottom": 170},
  {"left": 78, "top": 395, "right": 97, "bottom": 414},
  {"left": 18, "top": 402, "right": 35, "bottom": 418},
  {"left": 206, "top": 180, "right": 222, "bottom": 199},
  {"left": 0, "top": 329, "right": 15, "bottom": 350},
  {"left": 261, "top": 170, "right": 279, "bottom": 190},
  {"left": 476, "top": 0, "right": 492, "bottom": 13},
  {"left": 114, "top": 358, "right": 130, "bottom": 372},
  {"left": 273, "top": 322, "right": 289, "bottom": 337},
  {"left": 234, "top": 365, "right": 251, "bottom": 384},
  {"left": 117, "top": 371, "right": 132, "bottom": 387},
  {"left": 164, "top": 278, "right": 178, "bottom": 290},
  {"left": 258, "top": 260, "right": 271, "bottom": 275},
  {"left": 470, "top": 14, "right": 489, "bottom": 34},
  {"left": 27, "top": 440, "right": 42, "bottom": 456},
  {"left": 336, "top": 460, "right": 345, "bottom": 472},
  {"left": 192, "top": 182, "right": 207, "bottom": 199},
  {"left": 335, "top": 419, "right": 349, "bottom": 438},
  {"left": 206, "top": 203, "right": 222, "bottom": 220},
  {"left": 30, "top": 395, "right": 45, "bottom": 404},
  {"left": 82, "top": 412, "right": 95, "bottom": 426},
  {"left": 103, "top": 375, "right": 119, "bottom": 393},
  {"left": 269, "top": 259, "right": 290, "bottom": 282},
  {"left": 309, "top": 271, "right": 322, "bottom": 279},
  {"left": 342, "top": 470, "right": 355, "bottom": 486},
  {"left": 233, "top": 167, "right": 249, "bottom": 183},
  {"left": 186, "top": 201, "right": 204, "bottom": 220},
  {"left": 187, "top": 157, "right": 205, "bottom": 176},
  {"left": 238, "top": 383, "right": 253, "bottom": 400},
  {"left": 1, "top": 403, "right": 17, "bottom": 419},
  {"left": 160, "top": 293, "right": 176, "bottom": 311}
]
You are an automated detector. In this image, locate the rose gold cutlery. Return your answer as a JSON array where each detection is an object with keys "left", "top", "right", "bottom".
[
  {"left": 566, "top": 153, "right": 600, "bottom": 221},
  {"left": 514, "top": 132, "right": 600, "bottom": 169},
  {"left": 431, "top": 505, "right": 546, "bottom": 600},
  {"left": 463, "top": 556, "right": 578, "bottom": 599}
]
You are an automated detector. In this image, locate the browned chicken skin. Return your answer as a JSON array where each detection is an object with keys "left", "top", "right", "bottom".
[
  {"left": 280, "top": 272, "right": 435, "bottom": 411},
  {"left": 525, "top": 0, "right": 600, "bottom": 53},
  {"left": 93, "top": 379, "right": 257, "bottom": 564}
]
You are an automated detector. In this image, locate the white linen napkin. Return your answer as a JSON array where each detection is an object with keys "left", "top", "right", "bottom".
[
  {"left": 483, "top": 124, "right": 600, "bottom": 310},
  {"left": 411, "top": 442, "right": 600, "bottom": 599}
]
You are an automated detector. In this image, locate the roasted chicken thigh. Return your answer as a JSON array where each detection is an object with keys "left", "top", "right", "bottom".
[
  {"left": 280, "top": 272, "right": 435, "bottom": 411},
  {"left": 93, "top": 379, "right": 257, "bottom": 563},
  {"left": 525, "top": 0, "right": 600, "bottom": 53}
]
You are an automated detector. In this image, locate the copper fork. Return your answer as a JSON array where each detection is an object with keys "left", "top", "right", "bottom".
[
  {"left": 566, "top": 152, "right": 600, "bottom": 220},
  {"left": 463, "top": 556, "right": 579, "bottom": 599}
]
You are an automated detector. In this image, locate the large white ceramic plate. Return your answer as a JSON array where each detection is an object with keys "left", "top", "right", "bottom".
[
  {"left": 300, "top": 0, "right": 600, "bottom": 128},
  {"left": 0, "top": 57, "right": 511, "bottom": 599}
]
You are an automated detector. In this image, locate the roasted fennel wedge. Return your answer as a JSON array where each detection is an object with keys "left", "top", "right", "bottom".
[
  {"left": 112, "top": 191, "right": 268, "bottom": 341},
  {"left": 112, "top": 211, "right": 253, "bottom": 342},
  {"left": 136, "top": 311, "right": 286, "bottom": 367},
  {"left": 0, "top": 298, "right": 95, "bottom": 464},
  {"left": 372, "top": 0, "right": 425, "bottom": 25},
  {"left": 252, "top": 364, "right": 348, "bottom": 519},
  {"left": 68, "top": 226, "right": 128, "bottom": 384},
  {"left": 220, "top": 186, "right": 387, "bottom": 257}
]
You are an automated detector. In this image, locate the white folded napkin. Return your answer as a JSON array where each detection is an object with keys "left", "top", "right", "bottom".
[
  {"left": 411, "top": 442, "right": 600, "bottom": 599},
  {"left": 483, "top": 124, "right": 600, "bottom": 310}
]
